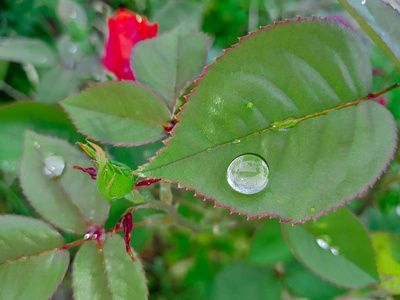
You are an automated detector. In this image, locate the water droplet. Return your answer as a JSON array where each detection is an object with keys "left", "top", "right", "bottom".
[
  {"left": 207, "top": 147, "right": 212, "bottom": 152},
  {"left": 361, "top": 0, "right": 367, "bottom": 4},
  {"left": 316, "top": 238, "right": 330, "bottom": 250},
  {"left": 136, "top": 15, "right": 142, "bottom": 23},
  {"left": 38, "top": 56, "right": 48, "bottom": 63},
  {"left": 67, "top": 43, "right": 78, "bottom": 54},
  {"left": 227, "top": 154, "right": 269, "bottom": 195},
  {"left": 247, "top": 101, "right": 254, "bottom": 108},
  {"left": 70, "top": 10, "right": 77, "bottom": 19},
  {"left": 33, "top": 141, "right": 41, "bottom": 149},
  {"left": 310, "top": 207, "right": 315, "bottom": 212},
  {"left": 84, "top": 234, "right": 90, "bottom": 239},
  {"left": 43, "top": 155, "right": 65, "bottom": 178},
  {"left": 233, "top": 139, "right": 241, "bottom": 144},
  {"left": 330, "top": 247, "right": 339, "bottom": 256},
  {"left": 396, "top": 205, "right": 400, "bottom": 216}
]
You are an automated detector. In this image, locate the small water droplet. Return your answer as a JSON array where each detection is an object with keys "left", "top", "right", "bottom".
[
  {"left": 330, "top": 247, "right": 339, "bottom": 256},
  {"left": 67, "top": 43, "right": 78, "bottom": 54},
  {"left": 310, "top": 207, "right": 315, "bottom": 212},
  {"left": 396, "top": 205, "right": 400, "bottom": 216},
  {"left": 43, "top": 155, "right": 65, "bottom": 178},
  {"left": 33, "top": 141, "right": 41, "bottom": 149},
  {"left": 136, "top": 15, "right": 142, "bottom": 23},
  {"left": 227, "top": 154, "right": 269, "bottom": 195},
  {"left": 70, "top": 10, "right": 77, "bottom": 19},
  {"left": 316, "top": 238, "right": 330, "bottom": 250},
  {"left": 92, "top": 234, "right": 98, "bottom": 239},
  {"left": 207, "top": 147, "right": 212, "bottom": 152},
  {"left": 233, "top": 139, "right": 241, "bottom": 144},
  {"left": 247, "top": 101, "right": 254, "bottom": 108},
  {"left": 39, "top": 56, "right": 48, "bottom": 63},
  {"left": 84, "top": 234, "right": 90, "bottom": 239},
  {"left": 361, "top": 0, "right": 367, "bottom": 4}
]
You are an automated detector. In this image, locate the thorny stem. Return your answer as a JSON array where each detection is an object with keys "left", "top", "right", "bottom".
[{"left": 1, "top": 218, "right": 170, "bottom": 265}]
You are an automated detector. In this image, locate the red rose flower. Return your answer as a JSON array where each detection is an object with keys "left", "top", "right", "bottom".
[{"left": 102, "top": 8, "right": 158, "bottom": 81}]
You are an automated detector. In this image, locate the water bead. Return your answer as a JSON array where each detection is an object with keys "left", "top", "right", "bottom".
[
  {"left": 43, "top": 155, "right": 65, "bottom": 178},
  {"left": 227, "top": 154, "right": 269, "bottom": 195}
]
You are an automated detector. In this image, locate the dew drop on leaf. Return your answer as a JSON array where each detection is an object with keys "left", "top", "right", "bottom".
[
  {"left": 226, "top": 154, "right": 269, "bottom": 195},
  {"left": 33, "top": 141, "right": 41, "bottom": 149},
  {"left": 316, "top": 238, "right": 330, "bottom": 250},
  {"left": 396, "top": 205, "right": 400, "bottom": 216},
  {"left": 247, "top": 101, "right": 254, "bottom": 108},
  {"left": 330, "top": 247, "right": 339, "bottom": 256},
  {"left": 361, "top": 0, "right": 367, "bottom": 4},
  {"left": 311, "top": 207, "right": 315, "bottom": 212},
  {"left": 43, "top": 155, "right": 65, "bottom": 178}
]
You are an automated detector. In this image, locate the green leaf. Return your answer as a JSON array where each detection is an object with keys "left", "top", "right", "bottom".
[
  {"left": 132, "top": 25, "right": 208, "bottom": 110},
  {"left": 338, "top": 0, "right": 400, "bottom": 71},
  {"left": 0, "top": 215, "right": 69, "bottom": 300},
  {"left": 284, "top": 261, "right": 347, "bottom": 300},
  {"left": 248, "top": 219, "right": 293, "bottom": 264},
  {"left": 212, "top": 262, "right": 281, "bottom": 300},
  {"left": 281, "top": 208, "right": 379, "bottom": 288},
  {"left": 73, "top": 234, "right": 148, "bottom": 300},
  {"left": 20, "top": 131, "right": 110, "bottom": 233},
  {"left": 151, "top": 1, "right": 203, "bottom": 33},
  {"left": 61, "top": 81, "right": 171, "bottom": 146},
  {"left": 138, "top": 19, "right": 397, "bottom": 222},
  {"left": 371, "top": 231, "right": 400, "bottom": 294},
  {"left": 0, "top": 101, "right": 83, "bottom": 174},
  {"left": 0, "top": 38, "right": 58, "bottom": 67}
]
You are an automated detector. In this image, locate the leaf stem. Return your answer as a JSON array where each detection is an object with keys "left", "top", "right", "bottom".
[{"left": 368, "top": 81, "right": 400, "bottom": 99}]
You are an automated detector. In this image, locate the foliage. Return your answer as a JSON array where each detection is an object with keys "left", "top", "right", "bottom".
[{"left": 1, "top": 0, "right": 400, "bottom": 299}]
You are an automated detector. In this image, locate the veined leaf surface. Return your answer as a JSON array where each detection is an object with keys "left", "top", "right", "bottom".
[{"left": 138, "top": 19, "right": 397, "bottom": 222}]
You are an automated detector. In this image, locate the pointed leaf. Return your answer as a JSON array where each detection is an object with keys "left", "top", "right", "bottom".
[
  {"left": 138, "top": 19, "right": 397, "bottom": 222},
  {"left": 338, "top": 0, "right": 400, "bottom": 71},
  {"left": 73, "top": 234, "right": 148, "bottom": 300},
  {"left": 0, "top": 102, "right": 83, "bottom": 174},
  {"left": 212, "top": 263, "right": 281, "bottom": 300},
  {"left": 61, "top": 81, "right": 171, "bottom": 146},
  {"left": 132, "top": 26, "right": 208, "bottom": 109},
  {"left": 281, "top": 208, "right": 379, "bottom": 288},
  {"left": 0, "top": 215, "right": 69, "bottom": 300},
  {"left": 20, "top": 131, "right": 110, "bottom": 233},
  {"left": 0, "top": 38, "right": 58, "bottom": 67}
]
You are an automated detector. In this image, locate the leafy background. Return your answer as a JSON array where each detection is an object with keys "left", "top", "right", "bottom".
[{"left": 1, "top": 0, "right": 400, "bottom": 299}]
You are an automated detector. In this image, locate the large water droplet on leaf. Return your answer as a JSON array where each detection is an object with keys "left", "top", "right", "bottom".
[
  {"left": 316, "top": 238, "right": 330, "bottom": 250},
  {"left": 227, "top": 154, "right": 269, "bottom": 195},
  {"left": 43, "top": 155, "right": 65, "bottom": 178}
]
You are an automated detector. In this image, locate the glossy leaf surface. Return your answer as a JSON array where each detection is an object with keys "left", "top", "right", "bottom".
[
  {"left": 212, "top": 263, "right": 281, "bottom": 300},
  {"left": 339, "top": 0, "right": 400, "bottom": 71},
  {"left": 20, "top": 131, "right": 109, "bottom": 233},
  {"left": 0, "top": 215, "right": 69, "bottom": 300},
  {"left": 61, "top": 81, "right": 171, "bottom": 146},
  {"left": 138, "top": 19, "right": 397, "bottom": 222},
  {"left": 73, "top": 234, "right": 148, "bottom": 300},
  {"left": 282, "top": 208, "right": 379, "bottom": 288},
  {"left": 0, "top": 102, "right": 82, "bottom": 174},
  {"left": 132, "top": 25, "right": 208, "bottom": 109}
]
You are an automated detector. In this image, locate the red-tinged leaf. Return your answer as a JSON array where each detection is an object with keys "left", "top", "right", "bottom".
[{"left": 137, "top": 18, "right": 397, "bottom": 223}]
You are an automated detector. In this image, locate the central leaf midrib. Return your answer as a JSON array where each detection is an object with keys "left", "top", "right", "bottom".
[{"left": 140, "top": 96, "right": 370, "bottom": 173}]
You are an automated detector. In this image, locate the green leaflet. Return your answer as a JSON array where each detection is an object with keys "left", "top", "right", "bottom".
[
  {"left": 138, "top": 19, "right": 397, "bottom": 222},
  {"left": 339, "top": 0, "right": 400, "bottom": 71}
]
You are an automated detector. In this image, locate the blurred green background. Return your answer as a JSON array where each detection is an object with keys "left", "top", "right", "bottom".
[{"left": 1, "top": 0, "right": 400, "bottom": 299}]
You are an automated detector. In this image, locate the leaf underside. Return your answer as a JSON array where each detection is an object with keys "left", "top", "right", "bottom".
[
  {"left": 339, "top": 0, "right": 400, "bottom": 71},
  {"left": 61, "top": 81, "right": 172, "bottom": 146},
  {"left": 138, "top": 19, "right": 397, "bottom": 223}
]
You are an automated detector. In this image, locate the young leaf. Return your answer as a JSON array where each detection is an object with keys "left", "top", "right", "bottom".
[
  {"left": 0, "top": 38, "right": 58, "bottom": 67},
  {"left": 212, "top": 263, "right": 281, "bottom": 300},
  {"left": 132, "top": 25, "right": 208, "bottom": 110},
  {"left": 73, "top": 234, "right": 148, "bottom": 300},
  {"left": 371, "top": 231, "right": 400, "bottom": 294},
  {"left": 0, "top": 215, "right": 69, "bottom": 300},
  {"left": 137, "top": 19, "right": 397, "bottom": 223},
  {"left": 338, "top": 0, "right": 400, "bottom": 71},
  {"left": 281, "top": 208, "right": 379, "bottom": 288},
  {"left": 0, "top": 102, "right": 83, "bottom": 174},
  {"left": 248, "top": 219, "right": 293, "bottom": 264},
  {"left": 20, "top": 131, "right": 110, "bottom": 233},
  {"left": 61, "top": 81, "right": 171, "bottom": 146}
]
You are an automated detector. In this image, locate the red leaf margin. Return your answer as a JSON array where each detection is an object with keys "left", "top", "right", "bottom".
[{"left": 137, "top": 17, "right": 398, "bottom": 225}]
